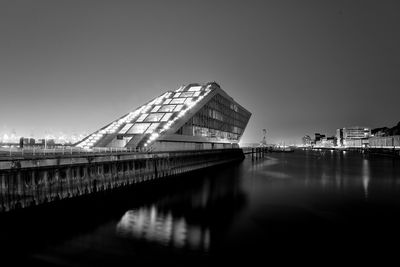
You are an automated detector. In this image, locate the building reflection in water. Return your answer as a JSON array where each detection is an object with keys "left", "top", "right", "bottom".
[
  {"left": 116, "top": 205, "right": 210, "bottom": 251},
  {"left": 115, "top": 165, "right": 245, "bottom": 252}
]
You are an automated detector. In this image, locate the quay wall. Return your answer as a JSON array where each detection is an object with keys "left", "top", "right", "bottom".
[{"left": 0, "top": 149, "right": 244, "bottom": 213}]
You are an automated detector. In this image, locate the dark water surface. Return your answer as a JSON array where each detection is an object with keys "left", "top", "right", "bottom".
[{"left": 1, "top": 150, "right": 400, "bottom": 266}]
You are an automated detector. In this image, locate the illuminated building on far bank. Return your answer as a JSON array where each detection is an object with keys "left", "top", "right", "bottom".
[
  {"left": 302, "top": 135, "right": 312, "bottom": 146},
  {"left": 76, "top": 82, "right": 251, "bottom": 151},
  {"left": 336, "top": 126, "right": 371, "bottom": 147}
]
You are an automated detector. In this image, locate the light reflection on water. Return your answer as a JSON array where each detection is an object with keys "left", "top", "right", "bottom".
[
  {"left": 362, "top": 159, "right": 370, "bottom": 199},
  {"left": 116, "top": 205, "right": 210, "bottom": 251},
  {"left": 297, "top": 150, "right": 376, "bottom": 192}
]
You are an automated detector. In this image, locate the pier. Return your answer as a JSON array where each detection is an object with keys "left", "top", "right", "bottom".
[
  {"left": 0, "top": 148, "right": 244, "bottom": 213},
  {"left": 242, "top": 147, "right": 269, "bottom": 160}
]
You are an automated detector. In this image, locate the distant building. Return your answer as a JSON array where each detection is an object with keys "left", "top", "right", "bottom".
[
  {"left": 19, "top": 137, "right": 36, "bottom": 148},
  {"left": 314, "top": 133, "right": 326, "bottom": 143},
  {"left": 315, "top": 136, "right": 335, "bottom": 148},
  {"left": 336, "top": 128, "right": 344, "bottom": 147},
  {"left": 325, "top": 136, "right": 336, "bottom": 147},
  {"left": 302, "top": 135, "right": 312, "bottom": 146},
  {"left": 369, "top": 122, "right": 400, "bottom": 148},
  {"left": 337, "top": 126, "right": 371, "bottom": 147},
  {"left": 369, "top": 135, "right": 400, "bottom": 148}
]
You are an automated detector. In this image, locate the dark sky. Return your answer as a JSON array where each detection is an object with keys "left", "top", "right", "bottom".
[{"left": 1, "top": 0, "right": 399, "bottom": 144}]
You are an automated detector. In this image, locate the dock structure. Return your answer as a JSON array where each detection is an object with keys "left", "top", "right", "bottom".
[
  {"left": 0, "top": 82, "right": 252, "bottom": 212},
  {"left": 0, "top": 149, "right": 244, "bottom": 212}
]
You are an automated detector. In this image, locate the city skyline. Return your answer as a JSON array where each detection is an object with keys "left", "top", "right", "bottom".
[{"left": 1, "top": 0, "right": 399, "bottom": 144}]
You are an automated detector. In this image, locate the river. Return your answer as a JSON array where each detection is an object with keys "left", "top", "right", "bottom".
[{"left": 1, "top": 150, "right": 400, "bottom": 266}]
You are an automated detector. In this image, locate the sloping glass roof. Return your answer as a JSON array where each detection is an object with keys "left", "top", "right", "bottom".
[{"left": 77, "top": 83, "right": 213, "bottom": 149}]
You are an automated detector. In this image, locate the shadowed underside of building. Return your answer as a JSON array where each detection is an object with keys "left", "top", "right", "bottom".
[{"left": 76, "top": 82, "right": 251, "bottom": 151}]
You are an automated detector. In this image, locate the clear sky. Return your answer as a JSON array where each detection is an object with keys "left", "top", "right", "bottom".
[{"left": 0, "top": 0, "right": 399, "bottom": 144}]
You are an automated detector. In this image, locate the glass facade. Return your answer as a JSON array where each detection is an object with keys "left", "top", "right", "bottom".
[{"left": 175, "top": 93, "right": 251, "bottom": 142}]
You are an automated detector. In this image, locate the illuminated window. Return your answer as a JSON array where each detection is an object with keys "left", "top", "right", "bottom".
[
  {"left": 159, "top": 105, "right": 176, "bottom": 112},
  {"left": 193, "top": 126, "right": 209, "bottom": 137},
  {"left": 174, "top": 105, "right": 184, "bottom": 112},
  {"left": 161, "top": 113, "right": 173, "bottom": 122},
  {"left": 144, "top": 113, "right": 164, "bottom": 122},
  {"left": 145, "top": 123, "right": 160, "bottom": 133},
  {"left": 173, "top": 93, "right": 181, "bottom": 98},
  {"left": 119, "top": 123, "right": 133, "bottom": 134},
  {"left": 163, "top": 99, "right": 172, "bottom": 104},
  {"left": 151, "top": 105, "right": 161, "bottom": 112},
  {"left": 128, "top": 123, "right": 151, "bottom": 134},
  {"left": 136, "top": 113, "right": 148, "bottom": 122},
  {"left": 193, "top": 91, "right": 201, "bottom": 97},
  {"left": 154, "top": 96, "right": 164, "bottom": 105},
  {"left": 180, "top": 92, "right": 194, "bottom": 97},
  {"left": 188, "top": 86, "right": 202, "bottom": 92},
  {"left": 141, "top": 105, "right": 152, "bottom": 113},
  {"left": 170, "top": 98, "right": 186, "bottom": 104},
  {"left": 184, "top": 98, "right": 193, "bottom": 103}
]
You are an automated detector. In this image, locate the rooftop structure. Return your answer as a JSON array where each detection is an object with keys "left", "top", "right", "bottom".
[{"left": 76, "top": 82, "right": 251, "bottom": 151}]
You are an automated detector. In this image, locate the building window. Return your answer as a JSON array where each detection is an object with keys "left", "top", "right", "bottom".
[
  {"left": 161, "top": 113, "right": 173, "bottom": 122},
  {"left": 174, "top": 105, "right": 184, "bottom": 112},
  {"left": 119, "top": 123, "right": 133, "bottom": 134},
  {"left": 170, "top": 98, "right": 186, "bottom": 104},
  {"left": 151, "top": 105, "right": 161, "bottom": 112},
  {"left": 144, "top": 113, "right": 165, "bottom": 122},
  {"left": 136, "top": 113, "right": 148, "bottom": 122},
  {"left": 180, "top": 92, "right": 194, "bottom": 97},
  {"left": 128, "top": 123, "right": 151, "bottom": 134},
  {"left": 188, "top": 86, "right": 202, "bottom": 91},
  {"left": 159, "top": 105, "right": 176, "bottom": 112},
  {"left": 145, "top": 123, "right": 160, "bottom": 134}
]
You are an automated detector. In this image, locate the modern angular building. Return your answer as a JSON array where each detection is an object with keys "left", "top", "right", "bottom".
[{"left": 76, "top": 82, "right": 251, "bottom": 151}]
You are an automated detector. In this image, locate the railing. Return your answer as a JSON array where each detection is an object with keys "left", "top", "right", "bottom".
[
  {"left": 0, "top": 146, "right": 247, "bottom": 159},
  {"left": 0, "top": 146, "right": 144, "bottom": 159}
]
